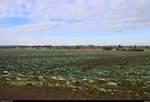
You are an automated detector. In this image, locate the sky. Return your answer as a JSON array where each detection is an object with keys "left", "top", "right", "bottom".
[{"left": 0, "top": 0, "right": 150, "bottom": 46}]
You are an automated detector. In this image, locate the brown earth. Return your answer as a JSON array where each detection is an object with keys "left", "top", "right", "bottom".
[{"left": 0, "top": 83, "right": 147, "bottom": 100}]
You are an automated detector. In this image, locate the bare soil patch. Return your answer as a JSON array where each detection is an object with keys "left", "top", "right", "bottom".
[{"left": 0, "top": 83, "right": 147, "bottom": 100}]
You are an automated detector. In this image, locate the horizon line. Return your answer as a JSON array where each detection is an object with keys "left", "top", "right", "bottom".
[{"left": 0, "top": 44, "right": 150, "bottom": 46}]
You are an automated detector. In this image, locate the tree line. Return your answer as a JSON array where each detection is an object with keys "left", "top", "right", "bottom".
[{"left": 0, "top": 45, "right": 149, "bottom": 50}]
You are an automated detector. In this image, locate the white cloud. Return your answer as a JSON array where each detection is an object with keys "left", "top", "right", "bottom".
[{"left": 0, "top": 0, "right": 150, "bottom": 31}]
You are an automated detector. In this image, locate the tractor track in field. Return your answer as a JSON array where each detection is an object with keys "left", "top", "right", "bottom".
[{"left": 48, "top": 57, "right": 129, "bottom": 71}]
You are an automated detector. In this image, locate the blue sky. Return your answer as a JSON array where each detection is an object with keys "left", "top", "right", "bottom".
[{"left": 0, "top": 0, "right": 150, "bottom": 45}]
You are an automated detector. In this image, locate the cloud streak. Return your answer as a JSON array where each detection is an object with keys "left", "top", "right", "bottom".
[
  {"left": 0, "top": 0, "right": 150, "bottom": 31},
  {"left": 0, "top": 0, "right": 150, "bottom": 45}
]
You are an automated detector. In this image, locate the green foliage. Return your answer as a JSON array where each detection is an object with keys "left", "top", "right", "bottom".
[{"left": 0, "top": 49, "right": 150, "bottom": 95}]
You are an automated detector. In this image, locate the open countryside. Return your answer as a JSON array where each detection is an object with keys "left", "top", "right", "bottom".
[{"left": 0, "top": 46, "right": 150, "bottom": 100}]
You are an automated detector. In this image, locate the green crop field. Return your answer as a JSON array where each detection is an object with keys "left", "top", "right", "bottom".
[{"left": 0, "top": 49, "right": 150, "bottom": 99}]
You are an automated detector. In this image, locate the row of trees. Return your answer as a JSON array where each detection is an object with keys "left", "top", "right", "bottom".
[
  {"left": 0, "top": 45, "right": 148, "bottom": 50},
  {"left": 99, "top": 45, "right": 144, "bottom": 51}
]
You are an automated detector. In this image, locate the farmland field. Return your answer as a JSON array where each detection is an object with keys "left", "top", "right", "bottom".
[{"left": 0, "top": 48, "right": 150, "bottom": 100}]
